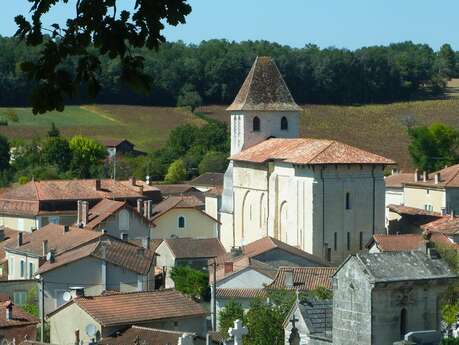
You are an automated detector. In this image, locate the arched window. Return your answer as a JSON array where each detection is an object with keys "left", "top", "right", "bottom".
[
  {"left": 118, "top": 209, "right": 130, "bottom": 231},
  {"left": 178, "top": 216, "right": 186, "bottom": 229},
  {"left": 281, "top": 116, "right": 288, "bottom": 130},
  {"left": 253, "top": 116, "right": 260, "bottom": 132},
  {"left": 400, "top": 308, "right": 407, "bottom": 338}
]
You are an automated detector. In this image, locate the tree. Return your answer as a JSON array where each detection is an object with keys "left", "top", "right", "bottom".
[
  {"left": 177, "top": 83, "right": 202, "bottom": 112},
  {"left": 198, "top": 151, "right": 228, "bottom": 174},
  {"left": 437, "top": 44, "right": 457, "bottom": 79},
  {"left": 245, "top": 298, "right": 286, "bottom": 345},
  {"left": 219, "top": 300, "right": 245, "bottom": 336},
  {"left": 15, "top": 0, "right": 192, "bottom": 114},
  {"left": 0, "top": 135, "right": 10, "bottom": 171},
  {"left": 69, "top": 135, "right": 106, "bottom": 178},
  {"left": 164, "top": 159, "right": 186, "bottom": 183},
  {"left": 170, "top": 265, "right": 209, "bottom": 301},
  {"left": 408, "top": 123, "right": 459, "bottom": 172},
  {"left": 43, "top": 137, "right": 72, "bottom": 172},
  {"left": 47, "top": 122, "right": 60, "bottom": 137}
]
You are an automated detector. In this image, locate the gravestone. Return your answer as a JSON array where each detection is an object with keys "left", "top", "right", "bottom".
[
  {"left": 405, "top": 330, "right": 442, "bottom": 345},
  {"left": 178, "top": 334, "right": 194, "bottom": 345}
]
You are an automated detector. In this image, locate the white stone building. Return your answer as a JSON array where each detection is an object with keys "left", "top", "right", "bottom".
[{"left": 218, "top": 56, "right": 395, "bottom": 263}]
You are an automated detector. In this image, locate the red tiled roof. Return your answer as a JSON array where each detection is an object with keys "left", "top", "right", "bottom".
[
  {"left": 213, "top": 257, "right": 277, "bottom": 283},
  {"left": 84, "top": 199, "right": 127, "bottom": 230},
  {"left": 38, "top": 236, "right": 155, "bottom": 275},
  {"left": 49, "top": 290, "right": 207, "bottom": 326},
  {"left": 0, "top": 228, "right": 20, "bottom": 260},
  {"left": 368, "top": 233, "right": 455, "bottom": 252},
  {"left": 422, "top": 216, "right": 459, "bottom": 235},
  {"left": 267, "top": 267, "right": 336, "bottom": 291},
  {"left": 152, "top": 184, "right": 200, "bottom": 196},
  {"left": 163, "top": 238, "right": 226, "bottom": 259},
  {"left": 190, "top": 173, "right": 224, "bottom": 188},
  {"left": 216, "top": 288, "right": 267, "bottom": 299},
  {"left": 385, "top": 173, "right": 414, "bottom": 188},
  {"left": 5, "top": 224, "right": 102, "bottom": 257},
  {"left": 227, "top": 56, "right": 301, "bottom": 112},
  {"left": 0, "top": 297, "right": 39, "bottom": 328},
  {"left": 387, "top": 204, "right": 442, "bottom": 217},
  {"left": 230, "top": 138, "right": 395, "bottom": 165},
  {"left": 101, "top": 326, "right": 188, "bottom": 345},
  {"left": 405, "top": 164, "right": 459, "bottom": 188}
]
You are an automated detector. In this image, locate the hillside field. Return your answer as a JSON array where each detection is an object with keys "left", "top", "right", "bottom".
[{"left": 2, "top": 99, "right": 459, "bottom": 170}]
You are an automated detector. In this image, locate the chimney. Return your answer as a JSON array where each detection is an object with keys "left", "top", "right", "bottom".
[
  {"left": 17, "top": 232, "right": 23, "bottom": 247},
  {"left": 143, "top": 201, "right": 149, "bottom": 219},
  {"left": 224, "top": 262, "right": 233, "bottom": 274},
  {"left": 422, "top": 171, "right": 427, "bottom": 182},
  {"left": 42, "top": 240, "right": 48, "bottom": 257},
  {"left": 0, "top": 225, "right": 4, "bottom": 241},
  {"left": 284, "top": 270, "right": 294, "bottom": 288},
  {"left": 77, "top": 200, "right": 83, "bottom": 226},
  {"left": 129, "top": 176, "right": 136, "bottom": 186},
  {"left": 74, "top": 329, "right": 80, "bottom": 345},
  {"left": 95, "top": 179, "right": 101, "bottom": 191},
  {"left": 142, "top": 237, "right": 150, "bottom": 249},
  {"left": 4, "top": 300, "right": 13, "bottom": 321},
  {"left": 48, "top": 250, "right": 55, "bottom": 263},
  {"left": 414, "top": 169, "right": 419, "bottom": 182},
  {"left": 451, "top": 210, "right": 455, "bottom": 219},
  {"left": 63, "top": 225, "right": 70, "bottom": 234},
  {"left": 69, "top": 287, "right": 85, "bottom": 299},
  {"left": 31, "top": 227, "right": 37, "bottom": 233},
  {"left": 137, "top": 199, "right": 143, "bottom": 214},
  {"left": 434, "top": 172, "right": 440, "bottom": 184},
  {"left": 441, "top": 207, "right": 447, "bottom": 216},
  {"left": 146, "top": 200, "right": 152, "bottom": 219},
  {"left": 391, "top": 168, "right": 398, "bottom": 175},
  {"left": 139, "top": 185, "right": 144, "bottom": 194},
  {"left": 101, "top": 229, "right": 107, "bottom": 235},
  {"left": 145, "top": 175, "right": 150, "bottom": 185},
  {"left": 81, "top": 201, "right": 89, "bottom": 226}
]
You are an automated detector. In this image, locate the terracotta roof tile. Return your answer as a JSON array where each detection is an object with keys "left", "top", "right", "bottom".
[
  {"left": 0, "top": 297, "right": 39, "bottom": 328},
  {"left": 163, "top": 238, "right": 226, "bottom": 259},
  {"left": 5, "top": 224, "right": 102, "bottom": 257},
  {"left": 0, "top": 228, "right": 20, "bottom": 260},
  {"left": 385, "top": 173, "right": 414, "bottom": 188},
  {"left": 213, "top": 257, "right": 277, "bottom": 283},
  {"left": 387, "top": 204, "right": 442, "bottom": 217},
  {"left": 190, "top": 173, "right": 224, "bottom": 188},
  {"left": 230, "top": 138, "right": 395, "bottom": 165},
  {"left": 405, "top": 164, "right": 459, "bottom": 188},
  {"left": 216, "top": 288, "right": 267, "bottom": 299},
  {"left": 369, "top": 233, "right": 455, "bottom": 252},
  {"left": 101, "top": 325, "right": 188, "bottom": 345},
  {"left": 52, "top": 290, "right": 207, "bottom": 326},
  {"left": 422, "top": 216, "right": 459, "bottom": 235},
  {"left": 152, "top": 184, "right": 201, "bottom": 196},
  {"left": 84, "top": 199, "right": 128, "bottom": 230},
  {"left": 267, "top": 267, "right": 336, "bottom": 291},
  {"left": 227, "top": 56, "right": 301, "bottom": 112}
]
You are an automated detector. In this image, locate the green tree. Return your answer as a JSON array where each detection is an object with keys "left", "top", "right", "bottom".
[
  {"left": 245, "top": 298, "right": 286, "bottom": 345},
  {"left": 47, "top": 122, "right": 60, "bottom": 137},
  {"left": 177, "top": 83, "right": 202, "bottom": 112},
  {"left": 437, "top": 44, "right": 457, "bottom": 79},
  {"left": 219, "top": 300, "right": 245, "bottom": 336},
  {"left": 408, "top": 123, "right": 459, "bottom": 172},
  {"left": 164, "top": 159, "right": 187, "bottom": 183},
  {"left": 198, "top": 151, "right": 228, "bottom": 174},
  {"left": 43, "top": 137, "right": 72, "bottom": 172},
  {"left": 0, "top": 135, "right": 10, "bottom": 171},
  {"left": 14, "top": 0, "right": 192, "bottom": 114},
  {"left": 69, "top": 135, "right": 106, "bottom": 178},
  {"left": 170, "top": 265, "right": 209, "bottom": 301}
]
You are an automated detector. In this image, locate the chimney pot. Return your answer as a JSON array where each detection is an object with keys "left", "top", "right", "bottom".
[
  {"left": 63, "top": 225, "right": 70, "bottom": 234},
  {"left": 42, "top": 240, "right": 48, "bottom": 257},
  {"left": 422, "top": 171, "right": 427, "bottom": 182},
  {"left": 95, "top": 179, "right": 101, "bottom": 191},
  {"left": 48, "top": 250, "right": 55, "bottom": 263},
  {"left": 451, "top": 210, "right": 455, "bottom": 219},
  {"left": 146, "top": 200, "right": 152, "bottom": 219},
  {"left": 434, "top": 172, "right": 440, "bottom": 184},
  {"left": 224, "top": 262, "right": 233, "bottom": 274},
  {"left": 414, "top": 169, "right": 419, "bottom": 182},
  {"left": 143, "top": 201, "right": 149, "bottom": 219},
  {"left": 81, "top": 201, "right": 89, "bottom": 227},
  {"left": 17, "top": 232, "right": 23, "bottom": 247}
]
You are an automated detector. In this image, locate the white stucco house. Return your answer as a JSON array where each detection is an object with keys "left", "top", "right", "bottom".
[{"left": 217, "top": 56, "right": 395, "bottom": 264}]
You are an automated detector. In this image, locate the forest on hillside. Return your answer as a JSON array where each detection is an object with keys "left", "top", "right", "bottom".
[{"left": 0, "top": 37, "right": 457, "bottom": 107}]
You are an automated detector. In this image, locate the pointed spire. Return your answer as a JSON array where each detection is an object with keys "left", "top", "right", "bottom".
[{"left": 227, "top": 56, "right": 301, "bottom": 112}]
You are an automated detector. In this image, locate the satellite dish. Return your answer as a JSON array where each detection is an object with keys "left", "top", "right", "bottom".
[
  {"left": 85, "top": 323, "right": 97, "bottom": 337},
  {"left": 62, "top": 291, "right": 72, "bottom": 302}
]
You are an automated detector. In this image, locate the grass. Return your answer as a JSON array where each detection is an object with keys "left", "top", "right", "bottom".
[{"left": 3, "top": 98, "right": 459, "bottom": 170}]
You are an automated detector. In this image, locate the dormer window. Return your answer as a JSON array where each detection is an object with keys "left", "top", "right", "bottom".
[
  {"left": 253, "top": 117, "right": 260, "bottom": 132},
  {"left": 281, "top": 116, "right": 288, "bottom": 130}
]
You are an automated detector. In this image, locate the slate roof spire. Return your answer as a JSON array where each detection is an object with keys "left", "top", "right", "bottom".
[{"left": 227, "top": 56, "right": 301, "bottom": 112}]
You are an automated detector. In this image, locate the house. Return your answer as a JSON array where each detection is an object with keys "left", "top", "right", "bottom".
[
  {"left": 190, "top": 173, "right": 224, "bottom": 192},
  {"left": 367, "top": 232, "right": 458, "bottom": 253},
  {"left": 384, "top": 171, "right": 414, "bottom": 226},
  {"left": 0, "top": 226, "right": 19, "bottom": 279},
  {"left": 37, "top": 236, "right": 156, "bottom": 315},
  {"left": 100, "top": 325, "right": 194, "bottom": 345},
  {"left": 283, "top": 298, "right": 332, "bottom": 345},
  {"left": 422, "top": 215, "right": 459, "bottom": 244},
  {"left": 4, "top": 223, "right": 102, "bottom": 281},
  {"left": 47, "top": 290, "right": 208, "bottom": 345},
  {"left": 0, "top": 296, "right": 39, "bottom": 344},
  {"left": 0, "top": 279, "right": 38, "bottom": 308},
  {"left": 79, "top": 198, "right": 151, "bottom": 241},
  {"left": 156, "top": 237, "right": 226, "bottom": 288},
  {"left": 102, "top": 139, "right": 145, "bottom": 158},
  {"left": 220, "top": 56, "right": 394, "bottom": 263},
  {"left": 151, "top": 195, "right": 220, "bottom": 240},
  {"left": 0, "top": 179, "right": 161, "bottom": 232},
  {"left": 332, "top": 251, "right": 458, "bottom": 345},
  {"left": 267, "top": 266, "right": 336, "bottom": 292}
]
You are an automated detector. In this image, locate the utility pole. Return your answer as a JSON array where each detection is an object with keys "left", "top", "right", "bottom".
[
  {"left": 40, "top": 275, "right": 44, "bottom": 342},
  {"left": 210, "top": 257, "right": 217, "bottom": 331}
]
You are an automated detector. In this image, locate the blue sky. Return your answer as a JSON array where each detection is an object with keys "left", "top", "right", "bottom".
[{"left": 1, "top": 0, "right": 457, "bottom": 50}]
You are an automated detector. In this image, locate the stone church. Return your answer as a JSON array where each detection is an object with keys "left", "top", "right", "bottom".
[{"left": 219, "top": 56, "right": 395, "bottom": 263}]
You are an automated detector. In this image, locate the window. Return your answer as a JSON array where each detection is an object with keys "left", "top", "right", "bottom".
[
  {"left": 281, "top": 116, "right": 288, "bottom": 130},
  {"left": 345, "top": 192, "right": 351, "bottom": 210},
  {"left": 347, "top": 232, "right": 351, "bottom": 251},
  {"left": 121, "top": 233, "right": 128, "bottom": 241},
  {"left": 424, "top": 204, "right": 433, "bottom": 212},
  {"left": 178, "top": 216, "right": 186, "bottom": 229},
  {"left": 13, "top": 291, "right": 27, "bottom": 306},
  {"left": 334, "top": 232, "right": 337, "bottom": 251},
  {"left": 20, "top": 259, "right": 25, "bottom": 278},
  {"left": 28, "top": 262, "right": 34, "bottom": 279},
  {"left": 253, "top": 116, "right": 260, "bottom": 132},
  {"left": 118, "top": 209, "right": 130, "bottom": 231},
  {"left": 400, "top": 308, "right": 407, "bottom": 338},
  {"left": 359, "top": 232, "right": 363, "bottom": 250}
]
